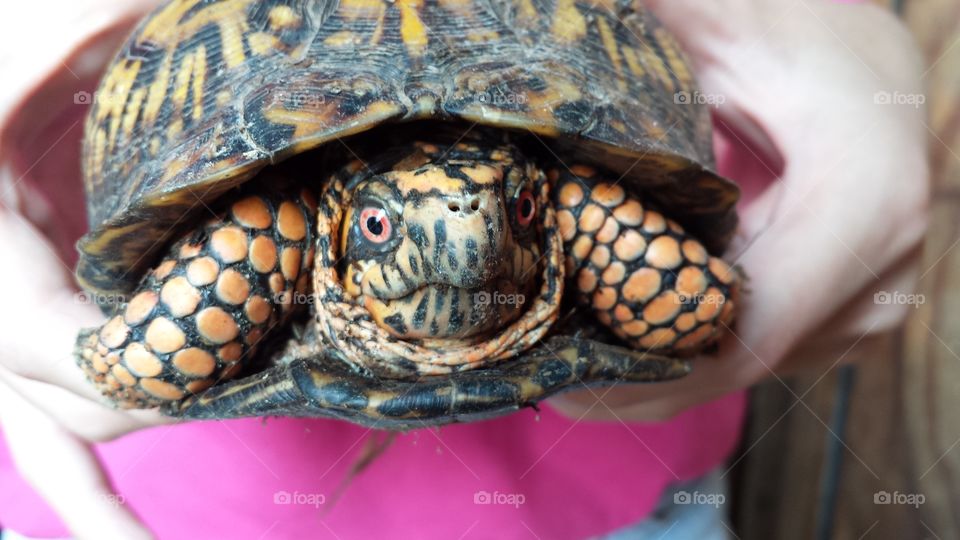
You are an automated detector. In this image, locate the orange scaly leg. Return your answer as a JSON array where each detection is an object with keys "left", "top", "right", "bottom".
[
  {"left": 76, "top": 187, "right": 317, "bottom": 408},
  {"left": 551, "top": 166, "right": 740, "bottom": 355}
]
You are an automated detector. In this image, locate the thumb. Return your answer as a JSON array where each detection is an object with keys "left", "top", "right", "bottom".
[{"left": 0, "top": 377, "right": 154, "bottom": 540}]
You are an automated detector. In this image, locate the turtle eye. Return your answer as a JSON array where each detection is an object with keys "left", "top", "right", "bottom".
[
  {"left": 515, "top": 190, "right": 536, "bottom": 227},
  {"left": 359, "top": 207, "right": 392, "bottom": 243}
]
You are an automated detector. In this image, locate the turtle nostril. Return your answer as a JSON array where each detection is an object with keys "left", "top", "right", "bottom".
[
  {"left": 447, "top": 197, "right": 484, "bottom": 214},
  {"left": 448, "top": 198, "right": 482, "bottom": 214}
]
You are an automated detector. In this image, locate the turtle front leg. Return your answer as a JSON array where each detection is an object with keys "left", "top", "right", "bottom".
[
  {"left": 173, "top": 334, "right": 691, "bottom": 428},
  {"left": 76, "top": 187, "right": 317, "bottom": 408},
  {"left": 551, "top": 166, "right": 740, "bottom": 355}
]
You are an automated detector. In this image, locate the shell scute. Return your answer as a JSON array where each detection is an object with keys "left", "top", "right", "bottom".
[{"left": 77, "top": 0, "right": 737, "bottom": 306}]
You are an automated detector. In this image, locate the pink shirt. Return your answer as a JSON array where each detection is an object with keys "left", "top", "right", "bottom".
[
  {"left": 0, "top": 395, "right": 745, "bottom": 539},
  {"left": 0, "top": 122, "right": 769, "bottom": 539}
]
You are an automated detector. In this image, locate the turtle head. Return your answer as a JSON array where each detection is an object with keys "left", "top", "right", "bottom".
[{"left": 338, "top": 145, "right": 542, "bottom": 340}]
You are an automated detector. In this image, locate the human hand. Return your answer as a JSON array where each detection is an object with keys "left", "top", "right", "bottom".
[
  {"left": 549, "top": 0, "right": 930, "bottom": 421},
  {"left": 0, "top": 1, "right": 165, "bottom": 538}
]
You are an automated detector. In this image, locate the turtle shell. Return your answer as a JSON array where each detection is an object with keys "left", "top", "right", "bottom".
[{"left": 76, "top": 0, "right": 739, "bottom": 300}]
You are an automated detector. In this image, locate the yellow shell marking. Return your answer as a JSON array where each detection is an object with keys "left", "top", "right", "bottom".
[
  {"left": 141, "top": 0, "right": 203, "bottom": 42},
  {"left": 268, "top": 5, "right": 300, "bottom": 29},
  {"left": 646, "top": 45, "right": 674, "bottom": 92},
  {"left": 369, "top": 3, "right": 387, "bottom": 45},
  {"left": 655, "top": 27, "right": 693, "bottom": 87},
  {"left": 143, "top": 52, "right": 173, "bottom": 126},
  {"left": 525, "top": 76, "right": 583, "bottom": 119},
  {"left": 81, "top": 221, "right": 144, "bottom": 257},
  {"left": 264, "top": 100, "right": 403, "bottom": 154},
  {"left": 191, "top": 47, "right": 207, "bottom": 121},
  {"left": 121, "top": 88, "right": 147, "bottom": 139},
  {"left": 263, "top": 107, "right": 334, "bottom": 141},
  {"left": 171, "top": 50, "right": 195, "bottom": 117},
  {"left": 325, "top": 30, "right": 362, "bottom": 47},
  {"left": 595, "top": 17, "right": 627, "bottom": 92},
  {"left": 340, "top": 0, "right": 386, "bottom": 20},
  {"left": 621, "top": 46, "right": 645, "bottom": 78},
  {"left": 514, "top": 0, "right": 538, "bottom": 23},
  {"left": 97, "top": 60, "right": 141, "bottom": 150},
  {"left": 470, "top": 28, "right": 500, "bottom": 42},
  {"left": 215, "top": 90, "right": 232, "bottom": 108},
  {"left": 398, "top": 0, "right": 428, "bottom": 57},
  {"left": 140, "top": 0, "right": 253, "bottom": 68},
  {"left": 438, "top": 0, "right": 471, "bottom": 15},
  {"left": 90, "top": 127, "right": 108, "bottom": 188},
  {"left": 248, "top": 32, "right": 280, "bottom": 55},
  {"left": 587, "top": 0, "right": 618, "bottom": 12},
  {"left": 167, "top": 118, "right": 184, "bottom": 140},
  {"left": 217, "top": 11, "right": 248, "bottom": 68},
  {"left": 437, "top": 0, "right": 497, "bottom": 41},
  {"left": 551, "top": 0, "right": 587, "bottom": 43}
]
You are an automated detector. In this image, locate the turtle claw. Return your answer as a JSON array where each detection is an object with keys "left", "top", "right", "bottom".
[{"left": 170, "top": 336, "right": 690, "bottom": 429}]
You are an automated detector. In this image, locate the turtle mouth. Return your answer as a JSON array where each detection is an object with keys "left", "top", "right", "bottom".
[
  {"left": 362, "top": 277, "right": 531, "bottom": 340},
  {"left": 359, "top": 253, "right": 510, "bottom": 302}
]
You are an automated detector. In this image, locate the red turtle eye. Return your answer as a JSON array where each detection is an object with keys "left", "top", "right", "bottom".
[
  {"left": 516, "top": 190, "right": 536, "bottom": 227},
  {"left": 359, "top": 207, "right": 392, "bottom": 243}
]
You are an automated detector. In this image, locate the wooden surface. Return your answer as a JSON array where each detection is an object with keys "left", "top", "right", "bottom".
[{"left": 734, "top": 2, "right": 960, "bottom": 539}]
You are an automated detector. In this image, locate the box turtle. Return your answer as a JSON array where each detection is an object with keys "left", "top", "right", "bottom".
[{"left": 74, "top": 0, "right": 741, "bottom": 429}]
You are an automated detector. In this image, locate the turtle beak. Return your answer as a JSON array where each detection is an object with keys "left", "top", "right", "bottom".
[{"left": 414, "top": 188, "right": 506, "bottom": 289}]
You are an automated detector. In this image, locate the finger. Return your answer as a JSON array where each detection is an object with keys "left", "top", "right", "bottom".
[
  {"left": 0, "top": 292, "right": 110, "bottom": 401},
  {"left": 549, "top": 386, "right": 710, "bottom": 424},
  {"left": 550, "top": 148, "right": 928, "bottom": 421},
  {"left": 639, "top": 0, "right": 756, "bottom": 56},
  {"left": 0, "top": 365, "right": 172, "bottom": 442},
  {"left": 0, "top": 0, "right": 158, "bottom": 127},
  {"left": 806, "top": 243, "right": 924, "bottom": 340},
  {"left": 643, "top": 0, "right": 925, "bottom": 175},
  {"left": 548, "top": 351, "right": 745, "bottom": 421},
  {"left": 639, "top": 0, "right": 796, "bottom": 159},
  {"left": 549, "top": 2, "right": 929, "bottom": 422},
  {"left": 0, "top": 377, "right": 154, "bottom": 540},
  {"left": 0, "top": 211, "right": 112, "bottom": 399},
  {"left": 774, "top": 245, "right": 925, "bottom": 375},
  {"left": 605, "top": 293, "right": 913, "bottom": 424}
]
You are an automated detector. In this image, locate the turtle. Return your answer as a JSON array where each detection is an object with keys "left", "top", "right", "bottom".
[{"left": 73, "top": 0, "right": 742, "bottom": 429}]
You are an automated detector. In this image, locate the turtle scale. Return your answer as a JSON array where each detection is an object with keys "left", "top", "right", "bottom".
[
  {"left": 174, "top": 332, "right": 691, "bottom": 428},
  {"left": 77, "top": 0, "right": 738, "bottom": 301}
]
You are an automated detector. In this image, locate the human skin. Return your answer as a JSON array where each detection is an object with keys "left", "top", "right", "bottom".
[
  {"left": 548, "top": 0, "right": 929, "bottom": 421},
  {"left": 0, "top": 0, "right": 929, "bottom": 537}
]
